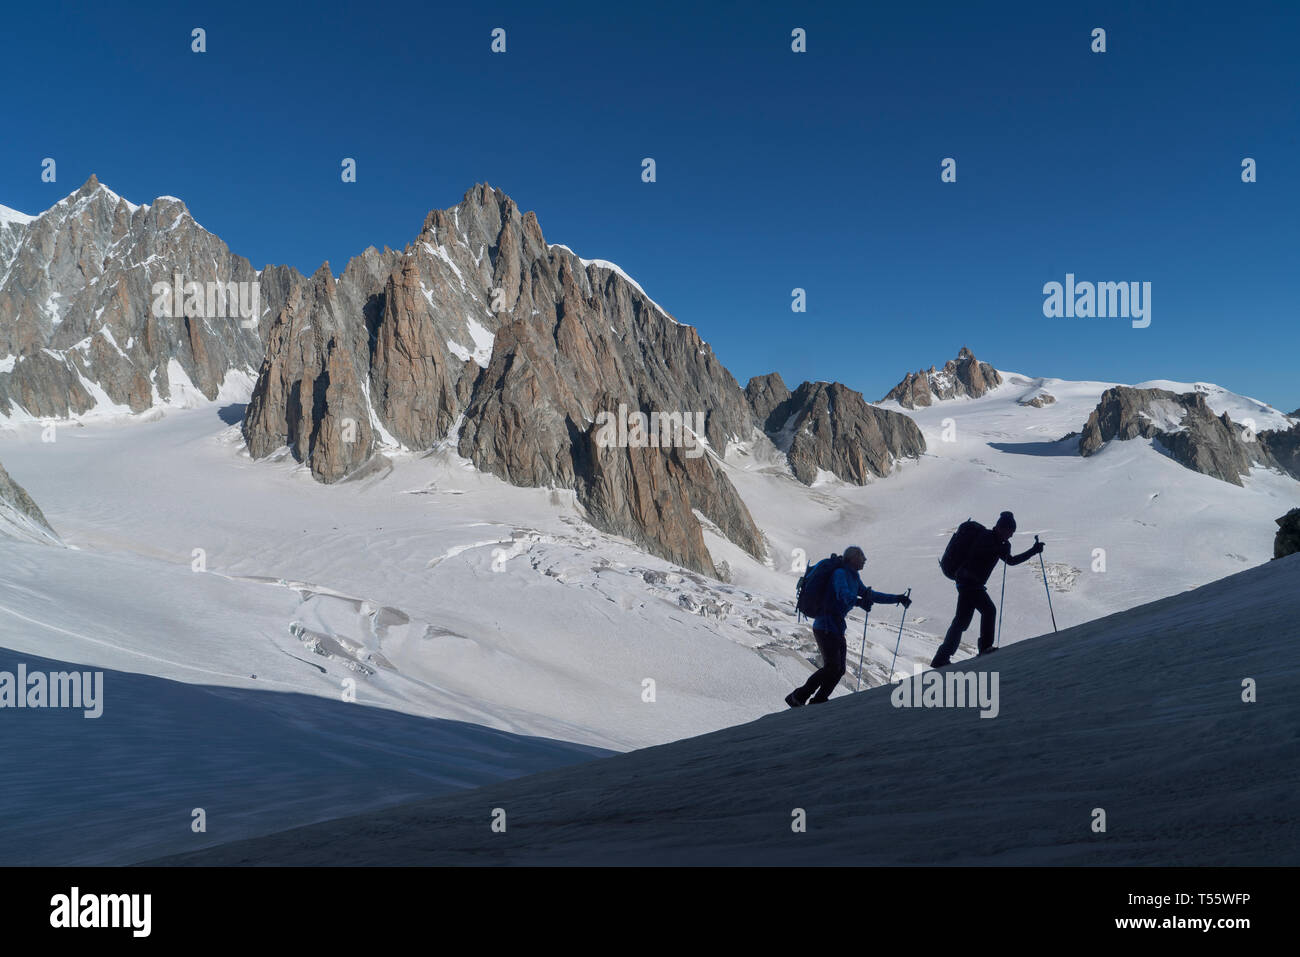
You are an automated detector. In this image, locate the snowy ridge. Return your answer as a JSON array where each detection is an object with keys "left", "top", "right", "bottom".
[
  {"left": 1134, "top": 379, "right": 1296, "bottom": 432},
  {"left": 0, "top": 204, "right": 35, "bottom": 227},
  {"left": 549, "top": 242, "right": 679, "bottom": 325}
]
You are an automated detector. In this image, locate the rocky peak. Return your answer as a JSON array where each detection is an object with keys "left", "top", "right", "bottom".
[
  {"left": 1077, "top": 386, "right": 1300, "bottom": 487},
  {"left": 243, "top": 185, "right": 763, "bottom": 576},
  {"left": 744, "top": 372, "right": 792, "bottom": 431},
  {"left": 0, "top": 178, "right": 281, "bottom": 420},
  {"left": 882, "top": 346, "right": 1003, "bottom": 408},
  {"left": 757, "top": 380, "right": 926, "bottom": 485}
]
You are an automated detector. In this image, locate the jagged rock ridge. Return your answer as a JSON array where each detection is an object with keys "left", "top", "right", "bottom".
[
  {"left": 881, "top": 346, "right": 1002, "bottom": 408},
  {"left": 746, "top": 375, "right": 925, "bottom": 486},
  {"left": 243, "top": 185, "right": 763, "bottom": 577},
  {"left": 0, "top": 175, "right": 291, "bottom": 419},
  {"left": 1078, "top": 386, "right": 1300, "bottom": 487}
]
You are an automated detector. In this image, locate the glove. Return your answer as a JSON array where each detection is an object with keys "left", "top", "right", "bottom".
[
  {"left": 1033, "top": 540, "right": 1045, "bottom": 555},
  {"left": 899, "top": 594, "right": 912, "bottom": 609}
]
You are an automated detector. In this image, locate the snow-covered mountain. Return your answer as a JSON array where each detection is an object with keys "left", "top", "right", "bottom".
[
  {"left": 0, "top": 177, "right": 271, "bottom": 421},
  {"left": 1, "top": 181, "right": 926, "bottom": 576},
  {"left": 0, "top": 356, "right": 1294, "bottom": 742},
  {"left": 1, "top": 183, "right": 1297, "bottom": 866}
]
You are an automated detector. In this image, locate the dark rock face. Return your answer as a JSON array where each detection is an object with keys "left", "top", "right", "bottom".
[
  {"left": 881, "top": 346, "right": 1002, "bottom": 408},
  {"left": 1261, "top": 421, "right": 1300, "bottom": 482},
  {"left": 0, "top": 176, "right": 280, "bottom": 419},
  {"left": 761, "top": 381, "right": 926, "bottom": 485},
  {"left": 0, "top": 459, "right": 59, "bottom": 544},
  {"left": 1078, "top": 386, "right": 1300, "bottom": 487},
  {"left": 572, "top": 424, "right": 764, "bottom": 577},
  {"left": 1275, "top": 509, "right": 1300, "bottom": 559},
  {"left": 744, "top": 373, "right": 792, "bottom": 431},
  {"left": 242, "top": 259, "right": 392, "bottom": 481}
]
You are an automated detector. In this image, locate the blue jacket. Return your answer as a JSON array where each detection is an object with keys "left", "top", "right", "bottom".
[{"left": 812, "top": 566, "right": 906, "bottom": 637}]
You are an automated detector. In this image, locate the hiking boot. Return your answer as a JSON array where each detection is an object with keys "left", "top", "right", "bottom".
[
  {"left": 784, "top": 692, "right": 804, "bottom": 709},
  {"left": 978, "top": 646, "right": 999, "bottom": 657},
  {"left": 929, "top": 656, "right": 951, "bottom": 669}
]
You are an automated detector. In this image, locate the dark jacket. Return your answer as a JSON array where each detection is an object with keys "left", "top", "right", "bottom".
[
  {"left": 812, "top": 566, "right": 907, "bottom": 636},
  {"left": 956, "top": 528, "right": 1038, "bottom": 588}
]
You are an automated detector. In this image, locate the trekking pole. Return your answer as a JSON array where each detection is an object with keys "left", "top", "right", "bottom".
[
  {"left": 996, "top": 562, "right": 1006, "bottom": 648},
  {"left": 887, "top": 588, "right": 912, "bottom": 683},
  {"left": 857, "top": 613, "right": 869, "bottom": 692},
  {"left": 1035, "top": 535, "right": 1058, "bottom": 633}
]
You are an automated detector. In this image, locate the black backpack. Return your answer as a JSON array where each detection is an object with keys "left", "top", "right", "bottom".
[
  {"left": 795, "top": 555, "right": 845, "bottom": 619},
  {"left": 939, "top": 519, "right": 984, "bottom": 580}
]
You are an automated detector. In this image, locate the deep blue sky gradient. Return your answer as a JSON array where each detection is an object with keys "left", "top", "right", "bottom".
[{"left": 3, "top": 0, "right": 1297, "bottom": 408}]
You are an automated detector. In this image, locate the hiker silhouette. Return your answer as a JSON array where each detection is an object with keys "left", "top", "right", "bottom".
[
  {"left": 932, "top": 511, "right": 1043, "bottom": 667},
  {"left": 786, "top": 546, "right": 910, "bottom": 706}
]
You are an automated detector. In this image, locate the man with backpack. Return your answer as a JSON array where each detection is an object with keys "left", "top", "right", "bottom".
[
  {"left": 932, "top": 511, "right": 1044, "bottom": 668},
  {"left": 786, "top": 546, "right": 911, "bottom": 707}
]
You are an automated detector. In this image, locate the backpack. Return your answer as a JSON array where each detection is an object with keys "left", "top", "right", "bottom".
[
  {"left": 939, "top": 519, "right": 984, "bottom": 580},
  {"left": 795, "top": 555, "right": 845, "bottom": 619}
]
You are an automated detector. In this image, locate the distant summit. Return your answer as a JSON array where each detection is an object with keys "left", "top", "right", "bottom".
[{"left": 881, "top": 346, "right": 1002, "bottom": 408}]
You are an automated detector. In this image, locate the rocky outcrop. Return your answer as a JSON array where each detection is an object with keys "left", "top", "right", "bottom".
[
  {"left": 0, "top": 176, "right": 285, "bottom": 419},
  {"left": 242, "top": 259, "right": 393, "bottom": 481},
  {"left": 572, "top": 421, "right": 763, "bottom": 577},
  {"left": 1077, "top": 386, "right": 1300, "bottom": 487},
  {"left": 243, "top": 185, "right": 763, "bottom": 576},
  {"left": 881, "top": 346, "right": 1002, "bottom": 408},
  {"left": 1261, "top": 421, "right": 1300, "bottom": 481},
  {"left": 1019, "top": 393, "right": 1056, "bottom": 408},
  {"left": 760, "top": 381, "right": 925, "bottom": 485},
  {"left": 0, "top": 459, "right": 60, "bottom": 545},
  {"left": 744, "top": 372, "right": 792, "bottom": 431},
  {"left": 1275, "top": 509, "right": 1300, "bottom": 559}
]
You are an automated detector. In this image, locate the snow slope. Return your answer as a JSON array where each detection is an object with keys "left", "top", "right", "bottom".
[
  {"left": 151, "top": 553, "right": 1300, "bottom": 866},
  {"left": 0, "top": 644, "right": 608, "bottom": 866},
  {"left": 0, "top": 363, "right": 1295, "bottom": 865},
  {"left": 723, "top": 370, "right": 1299, "bottom": 685},
  {"left": 0, "top": 405, "right": 818, "bottom": 756}
]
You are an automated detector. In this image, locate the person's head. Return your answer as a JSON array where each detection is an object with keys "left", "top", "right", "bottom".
[
  {"left": 843, "top": 545, "right": 866, "bottom": 572},
  {"left": 993, "top": 511, "right": 1017, "bottom": 542}
]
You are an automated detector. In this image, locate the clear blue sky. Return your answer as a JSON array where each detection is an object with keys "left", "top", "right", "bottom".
[{"left": 3, "top": 0, "right": 1297, "bottom": 409}]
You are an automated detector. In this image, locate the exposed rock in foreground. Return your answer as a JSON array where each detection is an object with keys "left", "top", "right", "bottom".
[
  {"left": 881, "top": 346, "right": 1002, "bottom": 408},
  {"left": 752, "top": 380, "right": 926, "bottom": 485},
  {"left": 1276, "top": 509, "right": 1300, "bottom": 559},
  {"left": 1078, "top": 386, "right": 1300, "bottom": 486},
  {"left": 0, "top": 460, "right": 60, "bottom": 545}
]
